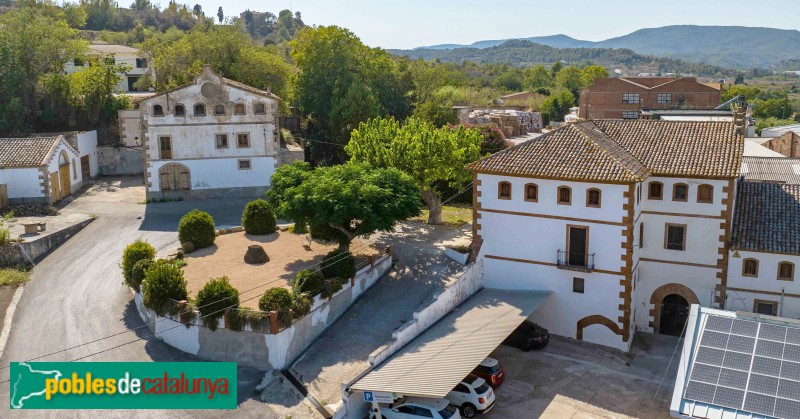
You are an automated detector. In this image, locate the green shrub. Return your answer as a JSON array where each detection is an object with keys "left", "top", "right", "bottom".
[
  {"left": 291, "top": 294, "right": 312, "bottom": 318},
  {"left": 293, "top": 269, "right": 325, "bottom": 296},
  {"left": 195, "top": 276, "right": 239, "bottom": 331},
  {"left": 321, "top": 250, "right": 356, "bottom": 279},
  {"left": 122, "top": 239, "right": 155, "bottom": 288},
  {"left": 178, "top": 210, "right": 216, "bottom": 249},
  {"left": 323, "top": 277, "right": 346, "bottom": 298},
  {"left": 0, "top": 268, "right": 30, "bottom": 286},
  {"left": 242, "top": 199, "right": 277, "bottom": 235},
  {"left": 288, "top": 222, "right": 308, "bottom": 234},
  {"left": 129, "top": 258, "right": 153, "bottom": 292},
  {"left": 227, "top": 309, "right": 268, "bottom": 333},
  {"left": 141, "top": 259, "right": 189, "bottom": 316},
  {"left": 309, "top": 221, "right": 348, "bottom": 245},
  {"left": 258, "top": 287, "right": 293, "bottom": 312}
]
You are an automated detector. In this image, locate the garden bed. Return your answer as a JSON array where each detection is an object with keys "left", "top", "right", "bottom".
[{"left": 181, "top": 231, "right": 379, "bottom": 297}]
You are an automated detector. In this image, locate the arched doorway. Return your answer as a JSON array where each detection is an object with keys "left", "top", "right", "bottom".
[
  {"left": 54, "top": 150, "right": 71, "bottom": 202},
  {"left": 659, "top": 294, "right": 689, "bottom": 336},
  {"left": 158, "top": 163, "right": 191, "bottom": 193}
]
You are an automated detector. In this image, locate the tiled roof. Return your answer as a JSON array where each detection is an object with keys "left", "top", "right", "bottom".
[
  {"left": 0, "top": 137, "right": 61, "bottom": 167},
  {"left": 468, "top": 120, "right": 742, "bottom": 182},
  {"left": 731, "top": 181, "right": 800, "bottom": 255},
  {"left": 27, "top": 131, "right": 84, "bottom": 151},
  {"left": 742, "top": 156, "right": 800, "bottom": 184}
]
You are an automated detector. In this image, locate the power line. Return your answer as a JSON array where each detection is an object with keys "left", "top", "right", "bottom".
[{"left": 0, "top": 182, "right": 474, "bottom": 379}]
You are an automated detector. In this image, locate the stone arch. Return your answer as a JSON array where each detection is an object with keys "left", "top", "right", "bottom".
[
  {"left": 649, "top": 283, "right": 700, "bottom": 332},
  {"left": 576, "top": 314, "right": 622, "bottom": 340}
]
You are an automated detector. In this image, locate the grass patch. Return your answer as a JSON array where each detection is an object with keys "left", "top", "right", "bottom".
[
  {"left": 0, "top": 268, "right": 30, "bottom": 286},
  {"left": 411, "top": 204, "right": 472, "bottom": 227}
]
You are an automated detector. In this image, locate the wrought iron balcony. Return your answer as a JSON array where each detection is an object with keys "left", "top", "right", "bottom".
[{"left": 557, "top": 250, "right": 595, "bottom": 272}]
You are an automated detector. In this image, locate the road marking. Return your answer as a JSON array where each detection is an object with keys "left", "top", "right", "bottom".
[{"left": 0, "top": 286, "right": 25, "bottom": 360}]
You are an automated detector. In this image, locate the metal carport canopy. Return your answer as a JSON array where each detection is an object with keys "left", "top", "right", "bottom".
[{"left": 350, "top": 289, "right": 551, "bottom": 399}]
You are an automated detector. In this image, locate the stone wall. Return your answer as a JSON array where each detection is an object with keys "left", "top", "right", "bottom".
[
  {"left": 134, "top": 252, "right": 392, "bottom": 370},
  {"left": 97, "top": 146, "right": 144, "bottom": 176},
  {"left": 0, "top": 218, "right": 94, "bottom": 267}
]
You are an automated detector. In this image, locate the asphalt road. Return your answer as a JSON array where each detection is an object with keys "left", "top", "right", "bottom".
[{"left": 0, "top": 178, "right": 313, "bottom": 418}]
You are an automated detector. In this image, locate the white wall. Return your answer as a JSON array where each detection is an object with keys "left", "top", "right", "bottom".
[
  {"left": 727, "top": 250, "right": 800, "bottom": 318},
  {"left": 0, "top": 167, "right": 43, "bottom": 200},
  {"left": 77, "top": 131, "right": 99, "bottom": 178},
  {"left": 45, "top": 140, "right": 83, "bottom": 194},
  {"left": 65, "top": 51, "right": 150, "bottom": 92},
  {"left": 148, "top": 156, "right": 275, "bottom": 192},
  {"left": 118, "top": 110, "right": 142, "bottom": 147}
]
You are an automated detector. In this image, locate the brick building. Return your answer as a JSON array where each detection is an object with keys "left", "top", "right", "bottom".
[{"left": 579, "top": 77, "right": 721, "bottom": 120}]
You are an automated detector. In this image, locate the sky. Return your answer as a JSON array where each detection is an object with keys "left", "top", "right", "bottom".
[{"left": 186, "top": 0, "right": 800, "bottom": 50}]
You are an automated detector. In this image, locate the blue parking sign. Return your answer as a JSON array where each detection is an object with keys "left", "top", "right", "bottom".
[{"left": 363, "top": 391, "right": 374, "bottom": 402}]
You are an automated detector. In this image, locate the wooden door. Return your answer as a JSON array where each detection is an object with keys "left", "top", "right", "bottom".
[
  {"left": 59, "top": 164, "right": 71, "bottom": 199},
  {"left": 567, "top": 226, "right": 588, "bottom": 267},
  {"left": 50, "top": 172, "right": 60, "bottom": 202},
  {"left": 159, "top": 137, "right": 172, "bottom": 159},
  {"left": 158, "top": 164, "right": 190, "bottom": 191},
  {"left": 0, "top": 184, "right": 8, "bottom": 208},
  {"left": 80, "top": 155, "right": 90, "bottom": 180}
]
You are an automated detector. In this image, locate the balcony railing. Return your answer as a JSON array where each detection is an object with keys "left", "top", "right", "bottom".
[{"left": 557, "top": 250, "right": 595, "bottom": 272}]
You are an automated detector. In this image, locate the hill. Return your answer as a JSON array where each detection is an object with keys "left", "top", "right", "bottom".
[
  {"left": 415, "top": 25, "right": 800, "bottom": 69},
  {"left": 393, "top": 40, "right": 732, "bottom": 77}
]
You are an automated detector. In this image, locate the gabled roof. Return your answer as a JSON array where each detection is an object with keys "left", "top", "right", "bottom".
[
  {"left": 136, "top": 65, "right": 280, "bottom": 103},
  {"left": 0, "top": 137, "right": 62, "bottom": 168},
  {"left": 731, "top": 181, "right": 800, "bottom": 255},
  {"left": 88, "top": 44, "right": 139, "bottom": 55},
  {"left": 742, "top": 156, "right": 800, "bottom": 184},
  {"left": 468, "top": 120, "right": 742, "bottom": 183},
  {"left": 26, "top": 131, "right": 85, "bottom": 152}
]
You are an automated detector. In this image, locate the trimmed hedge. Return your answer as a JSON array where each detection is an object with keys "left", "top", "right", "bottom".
[
  {"left": 178, "top": 210, "right": 216, "bottom": 249},
  {"left": 141, "top": 259, "right": 188, "bottom": 316},
  {"left": 195, "top": 276, "right": 239, "bottom": 331},
  {"left": 129, "top": 259, "right": 153, "bottom": 292},
  {"left": 122, "top": 240, "right": 155, "bottom": 290},
  {"left": 242, "top": 199, "right": 277, "bottom": 235},
  {"left": 258, "top": 287, "right": 293, "bottom": 312},
  {"left": 321, "top": 249, "right": 356, "bottom": 279},
  {"left": 293, "top": 269, "right": 325, "bottom": 296}
]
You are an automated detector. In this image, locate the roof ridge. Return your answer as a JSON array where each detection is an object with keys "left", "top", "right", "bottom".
[
  {"left": 572, "top": 122, "right": 649, "bottom": 181},
  {"left": 619, "top": 78, "right": 649, "bottom": 89}
]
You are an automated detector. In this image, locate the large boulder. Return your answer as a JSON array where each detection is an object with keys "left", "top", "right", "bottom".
[{"left": 244, "top": 245, "right": 269, "bottom": 264}]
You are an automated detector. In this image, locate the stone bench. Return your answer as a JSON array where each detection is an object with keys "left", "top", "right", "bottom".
[{"left": 23, "top": 222, "right": 46, "bottom": 235}]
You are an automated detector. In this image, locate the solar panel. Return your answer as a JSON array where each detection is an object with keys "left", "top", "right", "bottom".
[
  {"left": 776, "top": 397, "right": 800, "bottom": 418},
  {"left": 722, "top": 351, "right": 752, "bottom": 371},
  {"left": 753, "top": 356, "right": 782, "bottom": 376},
  {"left": 732, "top": 319, "right": 759, "bottom": 337},
  {"left": 760, "top": 324, "right": 788, "bottom": 342},
  {"left": 696, "top": 347, "right": 725, "bottom": 366},
  {"left": 685, "top": 380, "right": 716, "bottom": 404},
  {"left": 691, "top": 364, "right": 721, "bottom": 384},
  {"left": 785, "top": 344, "right": 800, "bottom": 362},
  {"left": 750, "top": 374, "right": 779, "bottom": 395},
  {"left": 778, "top": 379, "right": 800, "bottom": 400},
  {"left": 718, "top": 368, "right": 748, "bottom": 390},
  {"left": 706, "top": 316, "right": 733, "bottom": 332},
  {"left": 786, "top": 328, "right": 800, "bottom": 345},
  {"left": 745, "top": 392, "right": 776, "bottom": 416},
  {"left": 756, "top": 339, "right": 786, "bottom": 358},
  {"left": 702, "top": 331, "right": 731, "bottom": 349},
  {"left": 727, "top": 335, "right": 756, "bottom": 353},
  {"left": 782, "top": 361, "right": 800, "bottom": 381}
]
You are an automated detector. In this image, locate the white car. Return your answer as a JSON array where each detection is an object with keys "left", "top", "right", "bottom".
[
  {"left": 369, "top": 397, "right": 461, "bottom": 419},
  {"left": 445, "top": 374, "right": 496, "bottom": 417}
]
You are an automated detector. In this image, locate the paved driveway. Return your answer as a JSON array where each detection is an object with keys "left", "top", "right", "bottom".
[
  {"left": 291, "top": 222, "right": 469, "bottom": 407},
  {"left": 0, "top": 177, "right": 315, "bottom": 418}
]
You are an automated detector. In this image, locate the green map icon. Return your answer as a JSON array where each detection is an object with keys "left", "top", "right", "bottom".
[{"left": 10, "top": 362, "right": 62, "bottom": 409}]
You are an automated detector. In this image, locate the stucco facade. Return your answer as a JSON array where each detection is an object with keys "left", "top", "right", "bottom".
[
  {"left": 128, "top": 66, "right": 281, "bottom": 200},
  {"left": 65, "top": 44, "right": 152, "bottom": 93}
]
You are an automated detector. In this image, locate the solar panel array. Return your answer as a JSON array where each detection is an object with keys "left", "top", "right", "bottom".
[{"left": 683, "top": 314, "right": 800, "bottom": 418}]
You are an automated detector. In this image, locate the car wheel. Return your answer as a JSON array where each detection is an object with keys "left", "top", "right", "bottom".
[
  {"left": 462, "top": 403, "right": 477, "bottom": 418},
  {"left": 520, "top": 341, "right": 533, "bottom": 352}
]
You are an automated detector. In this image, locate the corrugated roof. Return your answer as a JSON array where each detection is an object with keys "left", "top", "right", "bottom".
[
  {"left": 469, "top": 120, "right": 741, "bottom": 182},
  {"left": 741, "top": 156, "right": 800, "bottom": 184},
  {"left": 0, "top": 137, "right": 61, "bottom": 167},
  {"left": 349, "top": 289, "right": 550, "bottom": 398},
  {"left": 731, "top": 181, "right": 800, "bottom": 255},
  {"left": 744, "top": 140, "right": 786, "bottom": 158}
]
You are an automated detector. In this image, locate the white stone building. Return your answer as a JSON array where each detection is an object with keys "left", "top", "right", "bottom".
[
  {"left": 121, "top": 66, "right": 281, "bottom": 201},
  {"left": 468, "top": 120, "right": 743, "bottom": 351},
  {"left": 65, "top": 44, "right": 152, "bottom": 93},
  {"left": 0, "top": 131, "right": 98, "bottom": 204}
]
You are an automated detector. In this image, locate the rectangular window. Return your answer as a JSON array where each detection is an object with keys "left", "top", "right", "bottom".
[
  {"left": 136, "top": 58, "right": 148, "bottom": 68},
  {"left": 215, "top": 134, "right": 228, "bottom": 149},
  {"left": 73, "top": 58, "right": 84, "bottom": 67},
  {"left": 622, "top": 93, "right": 640, "bottom": 104},
  {"left": 158, "top": 136, "right": 171, "bottom": 159},
  {"left": 237, "top": 133, "right": 250, "bottom": 148},
  {"left": 754, "top": 300, "right": 777, "bottom": 316},
  {"left": 639, "top": 223, "right": 644, "bottom": 248},
  {"left": 238, "top": 159, "right": 251, "bottom": 170},
  {"left": 656, "top": 93, "right": 672, "bottom": 104},
  {"left": 573, "top": 277, "right": 585, "bottom": 294},
  {"left": 622, "top": 111, "right": 640, "bottom": 119},
  {"left": 665, "top": 224, "right": 686, "bottom": 251}
]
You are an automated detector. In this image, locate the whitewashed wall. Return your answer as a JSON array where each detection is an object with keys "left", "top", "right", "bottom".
[
  {"left": 77, "top": 131, "right": 99, "bottom": 178},
  {"left": 727, "top": 250, "right": 800, "bottom": 318},
  {"left": 0, "top": 168, "right": 43, "bottom": 201},
  {"left": 148, "top": 157, "right": 275, "bottom": 192},
  {"left": 45, "top": 141, "right": 83, "bottom": 194}
]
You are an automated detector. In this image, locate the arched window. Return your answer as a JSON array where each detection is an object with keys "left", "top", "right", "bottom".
[
  {"left": 587, "top": 188, "right": 601, "bottom": 208},
  {"left": 214, "top": 104, "right": 226, "bottom": 116},
  {"left": 253, "top": 103, "right": 266, "bottom": 115},
  {"left": 648, "top": 181, "right": 663, "bottom": 200},
  {"left": 174, "top": 104, "right": 185, "bottom": 117},
  {"left": 779, "top": 262, "right": 795, "bottom": 281},
  {"left": 697, "top": 184, "right": 714, "bottom": 204},
  {"left": 152, "top": 104, "right": 164, "bottom": 117},
  {"left": 742, "top": 258, "right": 759, "bottom": 277},
  {"left": 673, "top": 183, "right": 688, "bottom": 202},
  {"left": 524, "top": 183, "right": 538, "bottom": 202},
  {"left": 234, "top": 103, "right": 246, "bottom": 115},
  {"left": 498, "top": 181, "right": 511, "bottom": 200},
  {"left": 194, "top": 103, "right": 206, "bottom": 116},
  {"left": 557, "top": 186, "right": 572, "bottom": 205}
]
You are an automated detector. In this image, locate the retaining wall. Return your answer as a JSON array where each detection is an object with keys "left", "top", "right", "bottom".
[
  {"left": 0, "top": 218, "right": 94, "bottom": 267},
  {"left": 97, "top": 146, "right": 144, "bottom": 176},
  {"left": 134, "top": 252, "right": 392, "bottom": 370}
]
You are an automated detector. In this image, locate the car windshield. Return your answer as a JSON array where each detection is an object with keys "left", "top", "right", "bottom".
[
  {"left": 475, "top": 382, "right": 491, "bottom": 394},
  {"left": 438, "top": 404, "right": 457, "bottom": 418},
  {"left": 477, "top": 364, "right": 501, "bottom": 374}
]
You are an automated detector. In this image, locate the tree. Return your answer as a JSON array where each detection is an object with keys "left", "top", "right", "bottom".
[
  {"left": 346, "top": 117, "right": 482, "bottom": 224},
  {"left": 216, "top": 6, "right": 223, "bottom": 23},
  {"left": 66, "top": 57, "right": 131, "bottom": 126},
  {"left": 555, "top": 66, "right": 583, "bottom": 98},
  {"left": 580, "top": 65, "right": 608, "bottom": 87},
  {"left": 524, "top": 65, "right": 552, "bottom": 90},
  {"left": 550, "top": 61, "right": 564, "bottom": 77},
  {"left": 540, "top": 89, "right": 575, "bottom": 122},
  {"left": 192, "top": 4, "right": 203, "bottom": 16},
  {"left": 267, "top": 162, "right": 421, "bottom": 250}
]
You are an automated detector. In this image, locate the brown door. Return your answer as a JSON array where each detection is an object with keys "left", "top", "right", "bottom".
[
  {"left": 59, "top": 164, "right": 71, "bottom": 199},
  {"left": 567, "top": 226, "right": 588, "bottom": 267},
  {"left": 0, "top": 184, "right": 8, "bottom": 207},
  {"left": 159, "top": 137, "right": 172, "bottom": 159},
  {"left": 158, "top": 164, "right": 190, "bottom": 191},
  {"left": 80, "top": 155, "right": 90, "bottom": 180},
  {"left": 50, "top": 172, "right": 60, "bottom": 202}
]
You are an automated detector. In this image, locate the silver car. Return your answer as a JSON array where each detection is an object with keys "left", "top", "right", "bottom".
[
  {"left": 445, "top": 374, "right": 496, "bottom": 417},
  {"left": 370, "top": 397, "right": 461, "bottom": 419}
]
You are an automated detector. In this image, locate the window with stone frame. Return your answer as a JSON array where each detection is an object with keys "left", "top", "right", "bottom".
[
  {"left": 237, "top": 133, "right": 250, "bottom": 148},
  {"left": 665, "top": 223, "right": 686, "bottom": 251},
  {"left": 778, "top": 262, "right": 795, "bottom": 281},
  {"left": 673, "top": 183, "right": 688, "bottom": 201},
  {"left": 587, "top": 188, "right": 601, "bottom": 208},
  {"left": 558, "top": 186, "right": 572, "bottom": 205},
  {"left": 743, "top": 258, "right": 759, "bottom": 277},
  {"left": 498, "top": 181, "right": 511, "bottom": 200},
  {"left": 697, "top": 184, "right": 714, "bottom": 203},
  {"left": 524, "top": 183, "right": 538, "bottom": 202},
  {"left": 648, "top": 181, "right": 663, "bottom": 200},
  {"left": 215, "top": 134, "right": 228, "bottom": 148}
]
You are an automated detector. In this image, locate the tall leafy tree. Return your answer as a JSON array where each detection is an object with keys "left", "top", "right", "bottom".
[
  {"left": 555, "top": 66, "right": 583, "bottom": 98},
  {"left": 524, "top": 65, "right": 552, "bottom": 91},
  {"left": 216, "top": 6, "right": 223, "bottom": 23},
  {"left": 346, "top": 117, "right": 482, "bottom": 225},
  {"left": 580, "top": 65, "right": 609, "bottom": 87},
  {"left": 267, "top": 162, "right": 421, "bottom": 251}
]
